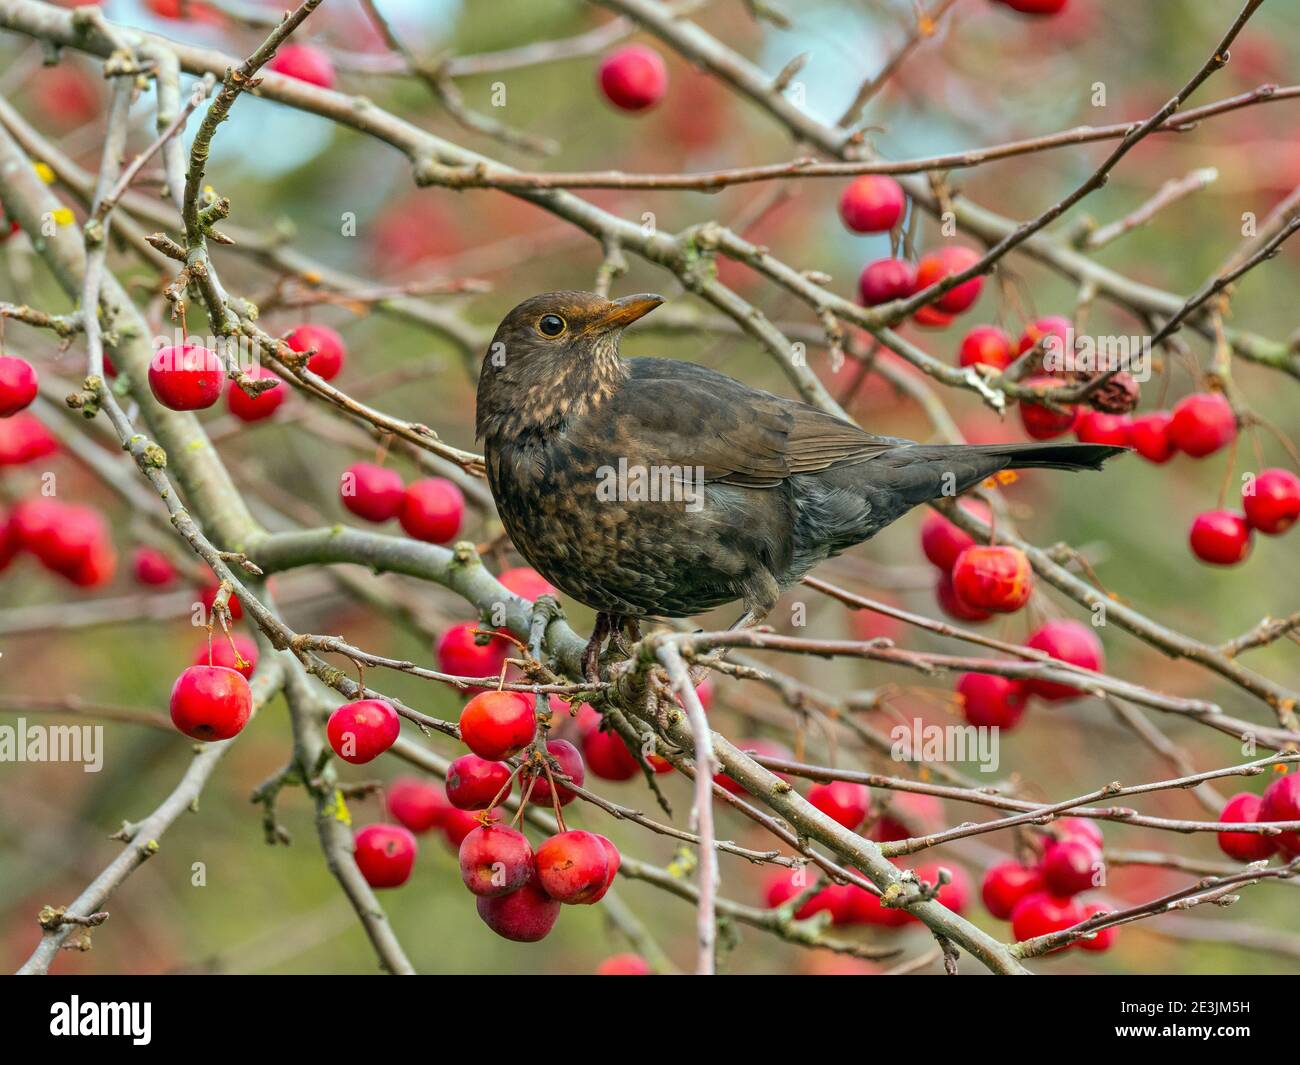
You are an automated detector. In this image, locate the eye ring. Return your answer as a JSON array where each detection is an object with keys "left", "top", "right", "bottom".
[{"left": 537, "top": 314, "right": 566, "bottom": 337}]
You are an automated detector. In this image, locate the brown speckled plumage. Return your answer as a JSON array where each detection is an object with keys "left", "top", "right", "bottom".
[{"left": 477, "top": 292, "right": 1125, "bottom": 632}]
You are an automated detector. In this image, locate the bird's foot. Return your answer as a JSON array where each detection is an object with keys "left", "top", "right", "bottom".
[
  {"left": 582, "top": 612, "right": 614, "bottom": 683},
  {"left": 611, "top": 615, "right": 642, "bottom": 656},
  {"left": 581, "top": 638, "right": 602, "bottom": 684}
]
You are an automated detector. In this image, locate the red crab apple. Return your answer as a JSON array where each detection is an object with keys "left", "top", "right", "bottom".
[
  {"left": 958, "top": 325, "right": 1013, "bottom": 370},
  {"left": 588, "top": 834, "right": 620, "bottom": 903},
  {"left": 1077, "top": 901, "right": 1117, "bottom": 952},
  {"left": 193, "top": 633, "right": 259, "bottom": 680},
  {"left": 950, "top": 544, "right": 1033, "bottom": 613},
  {"left": 353, "top": 824, "right": 416, "bottom": 888},
  {"left": 1259, "top": 774, "right": 1300, "bottom": 856},
  {"left": 913, "top": 862, "right": 972, "bottom": 915},
  {"left": 807, "top": 781, "right": 870, "bottom": 831},
  {"left": 1021, "top": 620, "right": 1103, "bottom": 701},
  {"left": 1017, "top": 315, "right": 1072, "bottom": 356},
  {"left": 19, "top": 501, "right": 106, "bottom": 574},
  {"left": 1242, "top": 468, "right": 1300, "bottom": 535},
  {"left": 584, "top": 701, "right": 674, "bottom": 774},
  {"left": 148, "top": 344, "right": 224, "bottom": 411},
  {"left": 442, "top": 807, "right": 487, "bottom": 849},
  {"left": 1189, "top": 510, "right": 1252, "bottom": 566},
  {"left": 131, "top": 546, "right": 178, "bottom": 586},
  {"left": 1040, "top": 838, "right": 1104, "bottom": 896},
  {"left": 1010, "top": 891, "right": 1083, "bottom": 946},
  {"left": 387, "top": 778, "right": 453, "bottom": 834},
  {"left": 598, "top": 45, "right": 667, "bottom": 111},
  {"left": 459, "top": 690, "right": 536, "bottom": 761},
  {"left": 848, "top": 885, "right": 911, "bottom": 928},
  {"left": 535, "top": 830, "right": 611, "bottom": 903},
  {"left": 497, "top": 566, "right": 557, "bottom": 601},
  {"left": 1075, "top": 411, "right": 1131, "bottom": 447},
  {"left": 0, "top": 413, "right": 59, "bottom": 465},
  {"left": 399, "top": 477, "right": 464, "bottom": 543},
  {"left": 340, "top": 462, "right": 404, "bottom": 523},
  {"left": 596, "top": 953, "right": 652, "bottom": 975},
  {"left": 871, "top": 792, "right": 944, "bottom": 843},
  {"left": 581, "top": 722, "right": 640, "bottom": 781},
  {"left": 476, "top": 875, "right": 561, "bottom": 941},
  {"left": 327, "top": 698, "right": 400, "bottom": 764},
  {"left": 285, "top": 323, "right": 346, "bottom": 380},
  {"left": 762, "top": 868, "right": 819, "bottom": 917},
  {"left": 458, "top": 823, "right": 534, "bottom": 897},
  {"left": 446, "top": 753, "right": 513, "bottom": 810},
  {"left": 1018, "top": 377, "right": 1079, "bottom": 439},
  {"left": 1051, "top": 816, "right": 1104, "bottom": 849},
  {"left": 145, "top": 0, "right": 192, "bottom": 17},
  {"left": 919, "top": 499, "right": 991, "bottom": 571},
  {"left": 914, "top": 246, "right": 984, "bottom": 314},
  {"left": 8, "top": 499, "right": 60, "bottom": 559},
  {"left": 1002, "top": 0, "right": 1070, "bottom": 15},
  {"left": 981, "top": 861, "right": 1044, "bottom": 920},
  {"left": 169, "top": 665, "right": 252, "bottom": 741},
  {"left": 858, "top": 258, "right": 916, "bottom": 306},
  {"left": 436, "top": 621, "right": 510, "bottom": 686},
  {"left": 765, "top": 869, "right": 858, "bottom": 925},
  {"left": 0, "top": 356, "right": 38, "bottom": 417},
  {"left": 912, "top": 305, "right": 954, "bottom": 329},
  {"left": 64, "top": 540, "right": 116, "bottom": 588},
  {"left": 1216, "top": 792, "right": 1277, "bottom": 862},
  {"left": 1125, "top": 411, "right": 1177, "bottom": 463},
  {"left": 520, "top": 738, "right": 585, "bottom": 807},
  {"left": 30, "top": 64, "right": 103, "bottom": 130},
  {"left": 0, "top": 512, "right": 18, "bottom": 573},
  {"left": 268, "top": 43, "right": 335, "bottom": 89},
  {"left": 814, "top": 884, "right": 864, "bottom": 926},
  {"left": 839, "top": 175, "right": 906, "bottom": 233},
  {"left": 225, "top": 367, "right": 284, "bottom": 422},
  {"left": 1169, "top": 392, "right": 1236, "bottom": 458},
  {"left": 199, "top": 579, "right": 242, "bottom": 621},
  {"left": 935, "top": 569, "right": 992, "bottom": 622},
  {"left": 956, "top": 673, "right": 1027, "bottom": 729}
]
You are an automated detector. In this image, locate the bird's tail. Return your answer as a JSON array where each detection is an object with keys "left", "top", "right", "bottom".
[
  {"left": 962, "top": 441, "right": 1129, "bottom": 472},
  {"left": 804, "top": 440, "right": 1128, "bottom": 558},
  {"left": 855, "top": 441, "right": 1128, "bottom": 516}
]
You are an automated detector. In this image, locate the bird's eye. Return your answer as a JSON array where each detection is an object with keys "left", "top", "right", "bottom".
[{"left": 537, "top": 314, "right": 566, "bottom": 337}]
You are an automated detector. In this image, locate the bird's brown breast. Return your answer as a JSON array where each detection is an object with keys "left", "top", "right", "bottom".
[{"left": 484, "top": 426, "right": 760, "bottom": 618}]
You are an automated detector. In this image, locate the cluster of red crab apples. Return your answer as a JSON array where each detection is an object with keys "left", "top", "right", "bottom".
[
  {"left": 844, "top": 168, "right": 1300, "bottom": 570},
  {"left": 915, "top": 502, "right": 1106, "bottom": 732},
  {"left": 335, "top": 687, "right": 622, "bottom": 941}
]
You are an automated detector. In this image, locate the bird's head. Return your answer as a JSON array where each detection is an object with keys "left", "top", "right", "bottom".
[{"left": 476, "top": 290, "right": 662, "bottom": 441}]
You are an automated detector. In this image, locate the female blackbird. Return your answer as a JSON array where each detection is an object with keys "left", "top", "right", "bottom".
[{"left": 477, "top": 292, "right": 1125, "bottom": 674}]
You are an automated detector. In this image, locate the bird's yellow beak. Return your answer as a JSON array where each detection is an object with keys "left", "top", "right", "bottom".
[{"left": 588, "top": 293, "right": 664, "bottom": 334}]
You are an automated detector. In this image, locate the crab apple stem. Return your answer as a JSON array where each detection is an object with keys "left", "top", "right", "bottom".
[
  {"left": 513, "top": 769, "right": 540, "bottom": 828},
  {"left": 543, "top": 762, "right": 568, "bottom": 832},
  {"left": 487, "top": 763, "right": 524, "bottom": 814}
]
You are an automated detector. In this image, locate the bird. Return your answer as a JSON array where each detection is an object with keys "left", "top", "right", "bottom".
[{"left": 476, "top": 291, "right": 1126, "bottom": 677}]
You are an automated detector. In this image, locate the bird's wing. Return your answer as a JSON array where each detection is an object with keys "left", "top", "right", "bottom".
[{"left": 598, "top": 358, "right": 910, "bottom": 488}]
